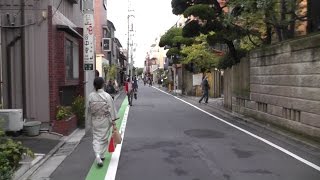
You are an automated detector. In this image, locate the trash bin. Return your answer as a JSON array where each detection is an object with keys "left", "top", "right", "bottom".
[{"left": 24, "top": 121, "right": 41, "bottom": 136}]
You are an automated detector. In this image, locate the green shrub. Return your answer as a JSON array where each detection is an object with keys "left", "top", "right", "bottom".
[
  {"left": 0, "top": 153, "right": 13, "bottom": 180},
  {"left": 72, "top": 96, "right": 85, "bottom": 128},
  {"left": 0, "top": 123, "right": 34, "bottom": 180},
  {"left": 56, "top": 106, "right": 73, "bottom": 120}
]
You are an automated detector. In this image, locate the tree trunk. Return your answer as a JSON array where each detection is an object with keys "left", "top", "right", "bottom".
[
  {"left": 307, "top": 0, "right": 313, "bottom": 32},
  {"left": 288, "top": 0, "right": 296, "bottom": 38},
  {"left": 280, "top": 0, "right": 288, "bottom": 41},
  {"left": 225, "top": 40, "right": 238, "bottom": 64},
  {"left": 264, "top": 9, "right": 273, "bottom": 44},
  {"left": 276, "top": 26, "right": 283, "bottom": 41}
]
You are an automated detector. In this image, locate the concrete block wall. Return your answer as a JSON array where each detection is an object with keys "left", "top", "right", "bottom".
[{"left": 230, "top": 33, "right": 320, "bottom": 138}]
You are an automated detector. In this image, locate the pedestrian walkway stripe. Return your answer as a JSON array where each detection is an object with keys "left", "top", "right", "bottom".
[
  {"left": 153, "top": 87, "right": 320, "bottom": 172},
  {"left": 86, "top": 98, "right": 129, "bottom": 180},
  {"left": 104, "top": 104, "right": 130, "bottom": 180}
]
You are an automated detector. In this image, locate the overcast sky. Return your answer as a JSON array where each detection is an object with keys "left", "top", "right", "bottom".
[{"left": 107, "top": 0, "right": 180, "bottom": 67}]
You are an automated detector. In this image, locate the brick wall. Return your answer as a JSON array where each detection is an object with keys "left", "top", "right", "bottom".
[
  {"left": 48, "top": 6, "right": 84, "bottom": 129},
  {"left": 94, "top": 0, "right": 107, "bottom": 55}
]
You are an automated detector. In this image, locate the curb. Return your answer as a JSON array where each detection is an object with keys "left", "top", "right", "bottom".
[
  {"left": 182, "top": 95, "right": 320, "bottom": 150},
  {"left": 16, "top": 91, "right": 125, "bottom": 180},
  {"left": 16, "top": 128, "right": 83, "bottom": 180}
]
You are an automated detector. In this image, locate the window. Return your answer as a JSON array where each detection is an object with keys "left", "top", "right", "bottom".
[
  {"left": 103, "top": 28, "right": 108, "bottom": 38},
  {"left": 65, "top": 39, "right": 79, "bottom": 80}
]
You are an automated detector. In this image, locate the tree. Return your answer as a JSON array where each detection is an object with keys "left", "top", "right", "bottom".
[
  {"left": 171, "top": 0, "right": 248, "bottom": 63},
  {"left": 171, "top": 0, "right": 308, "bottom": 67},
  {"left": 228, "top": 0, "right": 308, "bottom": 42},
  {"left": 103, "top": 64, "right": 117, "bottom": 80},
  {"left": 159, "top": 27, "right": 193, "bottom": 63},
  {"left": 136, "top": 68, "right": 144, "bottom": 76},
  {"left": 181, "top": 34, "right": 219, "bottom": 72}
]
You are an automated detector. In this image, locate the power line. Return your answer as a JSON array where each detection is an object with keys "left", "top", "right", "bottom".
[
  {"left": 52, "top": 0, "right": 63, "bottom": 17},
  {"left": 13, "top": 0, "right": 31, "bottom": 17}
]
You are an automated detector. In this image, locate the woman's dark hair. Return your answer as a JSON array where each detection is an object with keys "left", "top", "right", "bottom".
[
  {"left": 93, "top": 77, "right": 104, "bottom": 91},
  {"left": 95, "top": 70, "right": 100, "bottom": 77}
]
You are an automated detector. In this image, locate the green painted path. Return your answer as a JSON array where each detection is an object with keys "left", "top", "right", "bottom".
[{"left": 86, "top": 98, "right": 128, "bottom": 180}]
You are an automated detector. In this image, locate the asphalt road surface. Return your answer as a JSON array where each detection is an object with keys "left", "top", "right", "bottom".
[
  {"left": 50, "top": 83, "right": 320, "bottom": 180},
  {"left": 116, "top": 84, "right": 320, "bottom": 180}
]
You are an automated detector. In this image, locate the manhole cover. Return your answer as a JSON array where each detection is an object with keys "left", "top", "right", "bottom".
[{"left": 184, "top": 129, "right": 225, "bottom": 139}]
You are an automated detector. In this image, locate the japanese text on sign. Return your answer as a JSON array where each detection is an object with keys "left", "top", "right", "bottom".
[{"left": 84, "top": 14, "right": 94, "bottom": 70}]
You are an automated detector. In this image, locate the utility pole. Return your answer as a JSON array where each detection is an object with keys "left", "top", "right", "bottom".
[
  {"left": 127, "top": 0, "right": 135, "bottom": 81},
  {"left": 127, "top": 13, "right": 130, "bottom": 77},
  {"left": 0, "top": 13, "right": 2, "bottom": 106},
  {"left": 83, "top": 0, "right": 95, "bottom": 133}
]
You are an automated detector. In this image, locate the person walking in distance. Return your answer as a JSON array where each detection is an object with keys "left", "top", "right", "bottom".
[
  {"left": 87, "top": 77, "right": 119, "bottom": 167},
  {"left": 199, "top": 76, "right": 210, "bottom": 103},
  {"left": 125, "top": 77, "right": 133, "bottom": 106},
  {"left": 132, "top": 76, "right": 138, "bottom": 99}
]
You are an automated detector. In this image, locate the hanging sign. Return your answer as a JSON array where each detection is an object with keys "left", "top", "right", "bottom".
[{"left": 84, "top": 14, "right": 94, "bottom": 70}]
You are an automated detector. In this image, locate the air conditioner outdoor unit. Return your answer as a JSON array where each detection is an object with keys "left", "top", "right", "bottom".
[{"left": 0, "top": 109, "right": 23, "bottom": 132}]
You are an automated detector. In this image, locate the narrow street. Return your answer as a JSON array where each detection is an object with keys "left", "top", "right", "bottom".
[{"left": 50, "top": 83, "right": 320, "bottom": 180}]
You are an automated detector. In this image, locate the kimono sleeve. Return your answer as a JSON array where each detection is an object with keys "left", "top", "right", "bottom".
[
  {"left": 108, "top": 95, "right": 119, "bottom": 121},
  {"left": 85, "top": 94, "right": 93, "bottom": 132}
]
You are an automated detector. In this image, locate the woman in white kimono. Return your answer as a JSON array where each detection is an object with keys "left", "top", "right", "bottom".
[{"left": 87, "top": 77, "right": 119, "bottom": 167}]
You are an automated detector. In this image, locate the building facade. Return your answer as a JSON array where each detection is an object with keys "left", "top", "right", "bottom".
[
  {"left": 0, "top": 0, "right": 84, "bottom": 133},
  {"left": 94, "top": 0, "right": 108, "bottom": 79}
]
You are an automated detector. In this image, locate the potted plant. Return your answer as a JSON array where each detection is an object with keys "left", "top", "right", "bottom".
[
  {"left": 71, "top": 96, "right": 85, "bottom": 129},
  {"left": 52, "top": 106, "right": 77, "bottom": 136}
]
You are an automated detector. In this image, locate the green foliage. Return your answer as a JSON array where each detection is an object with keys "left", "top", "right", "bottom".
[
  {"left": 171, "top": 0, "right": 249, "bottom": 64},
  {"left": 157, "top": 69, "right": 165, "bottom": 77},
  {"left": 171, "top": 0, "right": 190, "bottom": 15},
  {"left": 56, "top": 106, "right": 73, "bottom": 120},
  {"left": 184, "top": 4, "right": 215, "bottom": 20},
  {"left": 182, "top": 20, "right": 202, "bottom": 37},
  {"left": 240, "top": 36, "right": 262, "bottom": 51},
  {"left": 109, "top": 65, "right": 117, "bottom": 80},
  {"left": 217, "top": 49, "right": 248, "bottom": 69},
  {"left": 181, "top": 34, "right": 219, "bottom": 72},
  {"left": 0, "top": 124, "right": 34, "bottom": 180},
  {"left": 162, "top": 70, "right": 170, "bottom": 87},
  {"left": 103, "top": 64, "right": 117, "bottom": 81},
  {"left": 136, "top": 68, "right": 144, "bottom": 76},
  {"left": 159, "top": 27, "right": 194, "bottom": 64},
  {"left": 170, "top": 0, "right": 308, "bottom": 69},
  {"left": 166, "top": 47, "right": 181, "bottom": 57},
  {"left": 0, "top": 152, "right": 14, "bottom": 180},
  {"left": 71, "top": 96, "right": 85, "bottom": 128},
  {"left": 229, "top": 0, "right": 307, "bottom": 42},
  {"left": 159, "top": 27, "right": 193, "bottom": 48}
]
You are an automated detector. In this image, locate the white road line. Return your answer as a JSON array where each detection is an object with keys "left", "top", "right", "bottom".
[
  {"left": 154, "top": 87, "right": 320, "bottom": 172},
  {"left": 104, "top": 106, "right": 130, "bottom": 180}
]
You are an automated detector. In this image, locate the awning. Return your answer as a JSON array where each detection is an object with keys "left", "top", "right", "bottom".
[{"left": 56, "top": 25, "right": 82, "bottom": 38}]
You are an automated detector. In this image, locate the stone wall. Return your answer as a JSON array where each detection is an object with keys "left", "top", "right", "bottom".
[
  {"left": 223, "top": 59, "right": 250, "bottom": 110},
  {"left": 225, "top": 33, "right": 320, "bottom": 138}
]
